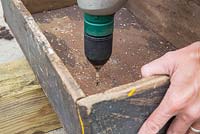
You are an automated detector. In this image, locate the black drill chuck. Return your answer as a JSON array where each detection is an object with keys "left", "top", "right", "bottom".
[{"left": 84, "top": 33, "right": 113, "bottom": 67}]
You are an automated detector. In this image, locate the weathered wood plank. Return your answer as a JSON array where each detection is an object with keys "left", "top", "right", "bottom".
[
  {"left": 21, "top": 0, "right": 76, "bottom": 13},
  {"left": 126, "top": 0, "right": 200, "bottom": 48},
  {"left": 0, "top": 58, "right": 61, "bottom": 134},
  {"left": 1, "top": 0, "right": 85, "bottom": 134},
  {"left": 78, "top": 76, "right": 170, "bottom": 134}
]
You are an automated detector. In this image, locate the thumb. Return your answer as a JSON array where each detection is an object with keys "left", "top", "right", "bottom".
[{"left": 141, "top": 52, "right": 175, "bottom": 77}]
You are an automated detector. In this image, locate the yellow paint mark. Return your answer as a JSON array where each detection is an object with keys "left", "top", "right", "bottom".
[
  {"left": 78, "top": 109, "right": 85, "bottom": 134},
  {"left": 128, "top": 88, "right": 136, "bottom": 97}
]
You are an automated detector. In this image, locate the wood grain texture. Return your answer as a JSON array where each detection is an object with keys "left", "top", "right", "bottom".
[
  {"left": 126, "top": 0, "right": 200, "bottom": 48},
  {"left": 32, "top": 6, "right": 176, "bottom": 96},
  {"left": 1, "top": 0, "right": 85, "bottom": 134},
  {"left": 21, "top": 0, "right": 76, "bottom": 13},
  {"left": 78, "top": 76, "right": 171, "bottom": 134},
  {"left": 0, "top": 58, "right": 61, "bottom": 134}
]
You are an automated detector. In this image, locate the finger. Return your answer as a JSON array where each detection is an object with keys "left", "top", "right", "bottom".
[
  {"left": 187, "top": 120, "right": 200, "bottom": 134},
  {"left": 138, "top": 90, "right": 175, "bottom": 134},
  {"left": 138, "top": 106, "right": 173, "bottom": 134},
  {"left": 167, "top": 114, "right": 194, "bottom": 134},
  {"left": 141, "top": 52, "right": 175, "bottom": 77}
]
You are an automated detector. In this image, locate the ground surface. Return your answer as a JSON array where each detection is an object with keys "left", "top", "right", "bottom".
[
  {"left": 0, "top": 2, "right": 66, "bottom": 134},
  {"left": 0, "top": 5, "right": 23, "bottom": 63}
]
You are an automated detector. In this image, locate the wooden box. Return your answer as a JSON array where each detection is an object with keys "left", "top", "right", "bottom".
[{"left": 2, "top": 0, "right": 199, "bottom": 133}]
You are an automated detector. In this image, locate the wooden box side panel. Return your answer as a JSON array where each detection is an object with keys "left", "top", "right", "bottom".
[
  {"left": 126, "top": 0, "right": 200, "bottom": 48},
  {"left": 84, "top": 86, "right": 169, "bottom": 134},
  {"left": 1, "top": 0, "right": 84, "bottom": 134},
  {"left": 21, "top": 0, "right": 76, "bottom": 13},
  {"left": 78, "top": 76, "right": 171, "bottom": 134}
]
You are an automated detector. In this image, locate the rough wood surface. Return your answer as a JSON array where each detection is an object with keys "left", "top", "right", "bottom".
[
  {"left": 21, "top": 0, "right": 76, "bottom": 13},
  {"left": 33, "top": 6, "right": 176, "bottom": 96},
  {"left": 0, "top": 58, "right": 61, "bottom": 134},
  {"left": 78, "top": 76, "right": 170, "bottom": 134},
  {"left": 1, "top": 0, "right": 85, "bottom": 134},
  {"left": 126, "top": 0, "right": 200, "bottom": 48}
]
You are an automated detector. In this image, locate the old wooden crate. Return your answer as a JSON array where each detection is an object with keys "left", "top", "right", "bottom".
[{"left": 2, "top": 0, "right": 199, "bottom": 133}]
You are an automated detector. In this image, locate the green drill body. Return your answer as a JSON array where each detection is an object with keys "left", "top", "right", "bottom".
[
  {"left": 84, "top": 14, "right": 114, "bottom": 67},
  {"left": 84, "top": 13, "right": 114, "bottom": 37},
  {"left": 77, "top": 0, "right": 127, "bottom": 68}
]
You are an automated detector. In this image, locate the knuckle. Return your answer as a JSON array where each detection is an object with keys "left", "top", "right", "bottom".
[
  {"left": 169, "top": 103, "right": 180, "bottom": 113},
  {"left": 182, "top": 112, "right": 198, "bottom": 122},
  {"left": 168, "top": 94, "right": 182, "bottom": 112},
  {"left": 191, "top": 41, "right": 200, "bottom": 59},
  {"left": 170, "top": 100, "right": 186, "bottom": 113},
  {"left": 164, "top": 51, "right": 174, "bottom": 59},
  {"left": 193, "top": 41, "right": 200, "bottom": 45},
  {"left": 145, "top": 120, "right": 161, "bottom": 133},
  {"left": 167, "top": 88, "right": 196, "bottom": 113},
  {"left": 141, "top": 65, "right": 146, "bottom": 72},
  {"left": 185, "top": 107, "right": 200, "bottom": 122}
]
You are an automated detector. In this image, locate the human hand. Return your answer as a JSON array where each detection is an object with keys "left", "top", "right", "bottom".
[{"left": 138, "top": 42, "right": 200, "bottom": 134}]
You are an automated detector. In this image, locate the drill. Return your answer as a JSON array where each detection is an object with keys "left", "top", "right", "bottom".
[{"left": 77, "top": 0, "right": 127, "bottom": 70}]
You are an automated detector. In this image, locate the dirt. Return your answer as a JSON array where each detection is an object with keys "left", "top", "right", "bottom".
[
  {"left": 0, "top": 26, "right": 14, "bottom": 40},
  {"left": 33, "top": 6, "right": 176, "bottom": 96}
]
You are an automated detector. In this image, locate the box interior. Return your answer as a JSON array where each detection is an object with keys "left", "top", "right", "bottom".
[{"left": 32, "top": 5, "right": 176, "bottom": 96}]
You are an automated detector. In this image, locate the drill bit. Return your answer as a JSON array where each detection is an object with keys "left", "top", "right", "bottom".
[
  {"left": 95, "top": 65, "right": 102, "bottom": 86},
  {"left": 96, "top": 71, "right": 100, "bottom": 86}
]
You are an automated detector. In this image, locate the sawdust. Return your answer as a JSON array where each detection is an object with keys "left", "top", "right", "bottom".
[{"left": 33, "top": 6, "right": 176, "bottom": 96}]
